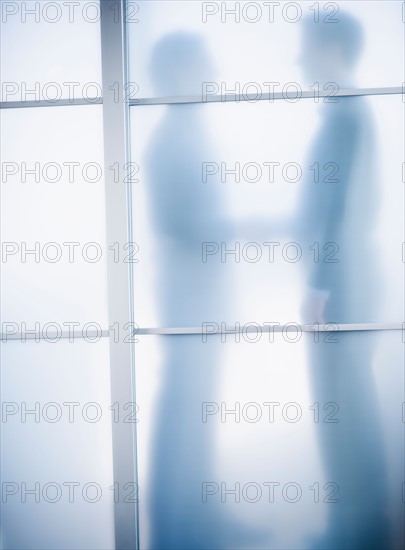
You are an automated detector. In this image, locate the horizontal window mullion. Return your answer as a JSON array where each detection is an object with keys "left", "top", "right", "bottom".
[
  {"left": 2, "top": 87, "right": 402, "bottom": 110},
  {"left": 3, "top": 322, "right": 403, "bottom": 341},
  {"left": 0, "top": 98, "right": 102, "bottom": 110},
  {"left": 129, "top": 86, "right": 404, "bottom": 107},
  {"left": 1, "top": 329, "right": 110, "bottom": 341},
  {"left": 135, "top": 322, "right": 404, "bottom": 335}
]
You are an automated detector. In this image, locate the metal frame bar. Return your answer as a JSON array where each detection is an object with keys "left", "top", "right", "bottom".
[
  {"left": 1, "top": 86, "right": 403, "bottom": 111},
  {"left": 135, "top": 322, "right": 405, "bottom": 335},
  {"left": 100, "top": 2, "right": 139, "bottom": 549},
  {"left": 2, "top": 322, "right": 404, "bottom": 341},
  {"left": 1, "top": 330, "right": 110, "bottom": 341},
  {"left": 0, "top": 98, "right": 102, "bottom": 109},
  {"left": 130, "top": 85, "right": 405, "bottom": 106}
]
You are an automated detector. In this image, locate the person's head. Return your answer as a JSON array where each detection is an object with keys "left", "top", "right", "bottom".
[
  {"left": 299, "top": 11, "right": 364, "bottom": 84},
  {"left": 150, "top": 32, "right": 215, "bottom": 96}
]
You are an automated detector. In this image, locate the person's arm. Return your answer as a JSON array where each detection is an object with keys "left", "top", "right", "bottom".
[
  {"left": 309, "top": 110, "right": 360, "bottom": 293},
  {"left": 302, "top": 109, "right": 360, "bottom": 323}
]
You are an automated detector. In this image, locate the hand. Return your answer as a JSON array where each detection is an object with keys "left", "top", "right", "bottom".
[{"left": 300, "top": 293, "right": 326, "bottom": 324}]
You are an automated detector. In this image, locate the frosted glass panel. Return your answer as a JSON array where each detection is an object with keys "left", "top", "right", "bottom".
[
  {"left": 134, "top": 329, "right": 404, "bottom": 550},
  {"left": 130, "top": 94, "right": 404, "bottom": 326},
  {"left": 128, "top": 1, "right": 404, "bottom": 98},
  {"left": 0, "top": 0, "right": 102, "bottom": 102},
  {"left": 1, "top": 106, "right": 109, "bottom": 326},
  {"left": 0, "top": 338, "right": 114, "bottom": 550}
]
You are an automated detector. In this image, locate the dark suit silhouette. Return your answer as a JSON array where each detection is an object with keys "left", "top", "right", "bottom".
[{"left": 298, "top": 13, "right": 391, "bottom": 549}]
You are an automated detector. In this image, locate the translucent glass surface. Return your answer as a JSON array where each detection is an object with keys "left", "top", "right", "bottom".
[
  {"left": 1, "top": 106, "right": 109, "bottom": 326},
  {"left": 133, "top": 329, "right": 404, "bottom": 550},
  {"left": 130, "top": 94, "right": 404, "bottom": 326},
  {"left": 127, "top": 1, "right": 404, "bottom": 99},
  {"left": 0, "top": 0, "right": 102, "bottom": 102},
  {"left": 0, "top": 338, "right": 114, "bottom": 550}
]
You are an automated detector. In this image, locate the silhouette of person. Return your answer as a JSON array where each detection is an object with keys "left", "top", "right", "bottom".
[
  {"left": 297, "top": 12, "right": 391, "bottom": 549},
  {"left": 143, "top": 33, "right": 253, "bottom": 549}
]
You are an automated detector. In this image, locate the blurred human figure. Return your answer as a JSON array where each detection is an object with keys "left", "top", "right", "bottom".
[
  {"left": 144, "top": 33, "right": 259, "bottom": 549},
  {"left": 297, "top": 12, "right": 391, "bottom": 549}
]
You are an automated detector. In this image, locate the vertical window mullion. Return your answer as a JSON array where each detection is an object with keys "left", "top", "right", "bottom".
[{"left": 100, "top": 1, "right": 139, "bottom": 548}]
